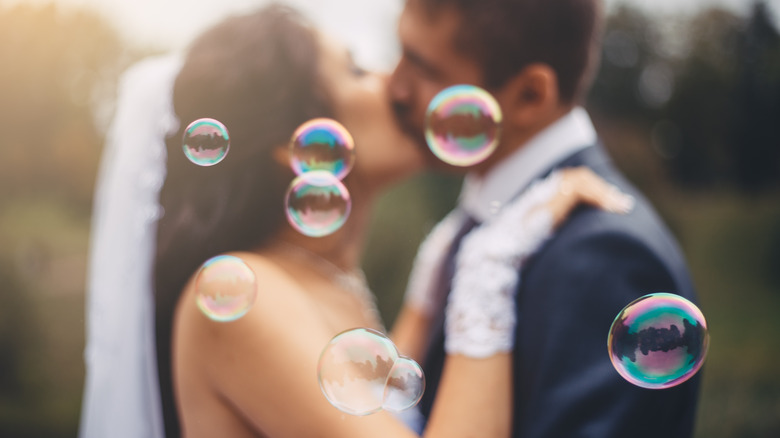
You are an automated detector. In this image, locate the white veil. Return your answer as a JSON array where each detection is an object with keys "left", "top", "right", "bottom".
[{"left": 79, "top": 54, "right": 182, "bottom": 438}]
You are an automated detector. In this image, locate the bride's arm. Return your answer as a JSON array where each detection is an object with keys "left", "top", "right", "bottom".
[
  {"left": 390, "top": 305, "right": 431, "bottom": 364},
  {"left": 427, "top": 354, "right": 513, "bottom": 437}
]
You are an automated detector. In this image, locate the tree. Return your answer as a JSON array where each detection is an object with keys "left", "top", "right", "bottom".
[{"left": 730, "top": 1, "right": 780, "bottom": 193}]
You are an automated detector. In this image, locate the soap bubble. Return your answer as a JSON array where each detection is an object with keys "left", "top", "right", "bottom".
[
  {"left": 182, "top": 118, "right": 230, "bottom": 166},
  {"left": 608, "top": 292, "right": 709, "bottom": 389},
  {"left": 318, "top": 328, "right": 399, "bottom": 416},
  {"left": 317, "top": 328, "right": 425, "bottom": 416},
  {"left": 424, "top": 84, "right": 502, "bottom": 167},
  {"left": 382, "top": 357, "right": 425, "bottom": 413},
  {"left": 194, "top": 255, "right": 257, "bottom": 322},
  {"left": 284, "top": 170, "right": 351, "bottom": 237},
  {"left": 290, "top": 118, "right": 355, "bottom": 180}
]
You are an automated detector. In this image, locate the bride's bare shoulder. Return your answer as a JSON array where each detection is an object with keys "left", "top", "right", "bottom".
[{"left": 174, "top": 251, "right": 323, "bottom": 347}]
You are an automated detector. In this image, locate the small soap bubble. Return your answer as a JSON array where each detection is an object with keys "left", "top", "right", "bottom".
[
  {"left": 424, "top": 84, "right": 502, "bottom": 167},
  {"left": 182, "top": 118, "right": 230, "bottom": 166},
  {"left": 608, "top": 292, "right": 709, "bottom": 389},
  {"left": 318, "top": 328, "right": 400, "bottom": 416},
  {"left": 194, "top": 255, "right": 257, "bottom": 322},
  {"left": 285, "top": 170, "right": 351, "bottom": 237},
  {"left": 290, "top": 118, "right": 355, "bottom": 180},
  {"left": 382, "top": 357, "right": 425, "bottom": 413}
]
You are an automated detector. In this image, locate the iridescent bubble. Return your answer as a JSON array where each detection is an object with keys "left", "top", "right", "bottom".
[
  {"left": 608, "top": 292, "right": 709, "bottom": 389},
  {"left": 424, "top": 84, "right": 503, "bottom": 167},
  {"left": 290, "top": 118, "right": 355, "bottom": 180},
  {"left": 318, "top": 328, "right": 400, "bottom": 416},
  {"left": 284, "top": 170, "right": 351, "bottom": 237},
  {"left": 182, "top": 118, "right": 230, "bottom": 166},
  {"left": 194, "top": 255, "right": 257, "bottom": 322},
  {"left": 382, "top": 357, "right": 425, "bottom": 413}
]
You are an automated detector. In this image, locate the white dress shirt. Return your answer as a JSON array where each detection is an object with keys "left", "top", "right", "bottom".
[{"left": 459, "top": 107, "right": 597, "bottom": 223}]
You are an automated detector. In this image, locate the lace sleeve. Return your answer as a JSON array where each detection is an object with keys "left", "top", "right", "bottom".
[{"left": 444, "top": 173, "right": 561, "bottom": 358}]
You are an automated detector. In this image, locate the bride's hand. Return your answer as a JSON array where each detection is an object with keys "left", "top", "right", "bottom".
[
  {"left": 455, "top": 167, "right": 634, "bottom": 267},
  {"left": 545, "top": 167, "right": 634, "bottom": 228}
]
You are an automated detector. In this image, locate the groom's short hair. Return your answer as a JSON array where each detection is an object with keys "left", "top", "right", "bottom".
[{"left": 416, "top": 0, "right": 603, "bottom": 103}]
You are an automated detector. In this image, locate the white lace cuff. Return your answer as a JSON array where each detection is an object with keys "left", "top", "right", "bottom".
[{"left": 444, "top": 174, "right": 560, "bottom": 358}]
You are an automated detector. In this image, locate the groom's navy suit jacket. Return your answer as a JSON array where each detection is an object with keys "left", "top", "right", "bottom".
[{"left": 418, "top": 143, "right": 700, "bottom": 438}]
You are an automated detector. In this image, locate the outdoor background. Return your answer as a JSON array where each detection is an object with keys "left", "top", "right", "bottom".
[{"left": 0, "top": 0, "right": 778, "bottom": 436}]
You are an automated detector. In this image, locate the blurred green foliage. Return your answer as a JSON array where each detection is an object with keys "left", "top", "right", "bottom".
[
  {"left": 0, "top": 1, "right": 777, "bottom": 437},
  {"left": 588, "top": 2, "right": 780, "bottom": 192}
]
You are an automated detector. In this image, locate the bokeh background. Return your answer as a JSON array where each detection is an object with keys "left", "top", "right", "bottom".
[{"left": 0, "top": 0, "right": 778, "bottom": 436}]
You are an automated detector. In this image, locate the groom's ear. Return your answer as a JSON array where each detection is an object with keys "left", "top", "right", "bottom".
[{"left": 496, "top": 63, "right": 561, "bottom": 129}]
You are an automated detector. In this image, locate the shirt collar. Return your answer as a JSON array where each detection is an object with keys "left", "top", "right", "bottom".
[{"left": 459, "top": 107, "right": 597, "bottom": 222}]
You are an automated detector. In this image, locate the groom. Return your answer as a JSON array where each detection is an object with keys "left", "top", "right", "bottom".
[{"left": 390, "top": 0, "right": 701, "bottom": 436}]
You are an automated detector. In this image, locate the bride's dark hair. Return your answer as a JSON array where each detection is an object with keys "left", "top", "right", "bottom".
[{"left": 153, "top": 5, "right": 333, "bottom": 437}]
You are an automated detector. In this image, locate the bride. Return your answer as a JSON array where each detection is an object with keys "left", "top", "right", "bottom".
[{"left": 81, "top": 5, "right": 632, "bottom": 438}]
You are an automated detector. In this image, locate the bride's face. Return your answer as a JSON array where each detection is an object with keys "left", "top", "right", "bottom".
[{"left": 317, "top": 35, "right": 426, "bottom": 191}]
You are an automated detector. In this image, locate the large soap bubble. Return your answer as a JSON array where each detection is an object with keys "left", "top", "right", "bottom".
[
  {"left": 424, "top": 84, "right": 502, "bottom": 167},
  {"left": 608, "top": 293, "right": 709, "bottom": 389}
]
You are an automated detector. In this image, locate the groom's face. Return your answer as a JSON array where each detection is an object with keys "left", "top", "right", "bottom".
[{"left": 389, "top": 0, "right": 483, "bottom": 168}]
